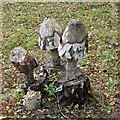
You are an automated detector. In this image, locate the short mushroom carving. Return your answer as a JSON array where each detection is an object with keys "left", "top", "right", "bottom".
[
  {"left": 10, "top": 47, "right": 38, "bottom": 90},
  {"left": 58, "top": 19, "right": 88, "bottom": 81},
  {"left": 39, "top": 18, "right": 62, "bottom": 67}
]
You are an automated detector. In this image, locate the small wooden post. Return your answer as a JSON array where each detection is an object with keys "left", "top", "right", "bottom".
[{"left": 10, "top": 47, "right": 38, "bottom": 89}]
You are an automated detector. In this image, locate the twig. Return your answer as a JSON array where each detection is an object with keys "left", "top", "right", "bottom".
[
  {"left": 54, "top": 95, "right": 68, "bottom": 119},
  {"left": 57, "top": 103, "right": 68, "bottom": 119}
]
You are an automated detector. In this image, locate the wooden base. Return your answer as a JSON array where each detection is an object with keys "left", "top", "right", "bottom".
[
  {"left": 33, "top": 62, "right": 91, "bottom": 105},
  {"left": 55, "top": 72, "right": 91, "bottom": 105}
]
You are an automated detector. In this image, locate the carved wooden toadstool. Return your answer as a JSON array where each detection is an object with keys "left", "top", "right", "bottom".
[
  {"left": 56, "top": 19, "right": 91, "bottom": 104},
  {"left": 10, "top": 47, "right": 38, "bottom": 90},
  {"left": 39, "top": 18, "right": 62, "bottom": 67},
  {"left": 58, "top": 19, "right": 88, "bottom": 81}
]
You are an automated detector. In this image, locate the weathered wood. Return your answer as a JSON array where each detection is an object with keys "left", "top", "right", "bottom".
[
  {"left": 40, "top": 61, "right": 65, "bottom": 75},
  {"left": 66, "top": 59, "right": 77, "bottom": 81},
  {"left": 56, "top": 19, "right": 90, "bottom": 105},
  {"left": 55, "top": 71, "right": 91, "bottom": 105},
  {"left": 58, "top": 19, "right": 88, "bottom": 81},
  {"left": 10, "top": 47, "right": 38, "bottom": 90},
  {"left": 23, "top": 89, "right": 41, "bottom": 110},
  {"left": 9, "top": 19, "right": 91, "bottom": 107},
  {"left": 30, "top": 65, "right": 49, "bottom": 92},
  {"left": 39, "top": 18, "right": 62, "bottom": 67},
  {"left": 50, "top": 48, "right": 60, "bottom": 66}
]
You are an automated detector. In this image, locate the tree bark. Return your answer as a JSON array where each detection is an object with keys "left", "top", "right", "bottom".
[
  {"left": 50, "top": 48, "right": 60, "bottom": 66},
  {"left": 55, "top": 73, "right": 91, "bottom": 105},
  {"left": 66, "top": 59, "right": 77, "bottom": 81}
]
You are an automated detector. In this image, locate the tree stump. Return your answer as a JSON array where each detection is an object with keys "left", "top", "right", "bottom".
[{"left": 55, "top": 68, "right": 91, "bottom": 105}]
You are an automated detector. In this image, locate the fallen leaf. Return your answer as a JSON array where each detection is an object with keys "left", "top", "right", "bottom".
[
  {"left": 110, "top": 100, "right": 116, "bottom": 106},
  {"left": 6, "top": 106, "right": 10, "bottom": 110},
  {"left": 104, "top": 92, "right": 110, "bottom": 98}
]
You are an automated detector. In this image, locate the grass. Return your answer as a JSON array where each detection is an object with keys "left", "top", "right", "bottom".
[{"left": 1, "top": 2, "right": 119, "bottom": 118}]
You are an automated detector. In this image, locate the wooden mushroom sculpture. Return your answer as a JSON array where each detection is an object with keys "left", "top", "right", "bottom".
[
  {"left": 10, "top": 47, "right": 38, "bottom": 90},
  {"left": 39, "top": 18, "right": 62, "bottom": 67},
  {"left": 23, "top": 89, "right": 41, "bottom": 110},
  {"left": 58, "top": 19, "right": 88, "bottom": 81}
]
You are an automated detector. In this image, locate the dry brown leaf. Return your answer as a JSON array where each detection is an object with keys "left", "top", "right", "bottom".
[
  {"left": 110, "top": 100, "right": 116, "bottom": 106},
  {"left": 104, "top": 92, "right": 110, "bottom": 98}
]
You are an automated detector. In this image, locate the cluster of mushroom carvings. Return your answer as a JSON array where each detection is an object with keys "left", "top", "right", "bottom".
[
  {"left": 39, "top": 18, "right": 88, "bottom": 81},
  {"left": 39, "top": 18, "right": 88, "bottom": 62}
]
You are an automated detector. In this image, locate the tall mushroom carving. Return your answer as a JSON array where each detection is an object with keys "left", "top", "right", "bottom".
[
  {"left": 39, "top": 18, "right": 62, "bottom": 67},
  {"left": 58, "top": 19, "right": 88, "bottom": 81}
]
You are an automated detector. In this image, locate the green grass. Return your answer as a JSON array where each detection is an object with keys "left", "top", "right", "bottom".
[{"left": 2, "top": 2, "right": 119, "bottom": 118}]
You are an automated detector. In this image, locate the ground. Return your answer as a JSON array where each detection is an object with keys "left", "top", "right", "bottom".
[{"left": 1, "top": 2, "right": 120, "bottom": 119}]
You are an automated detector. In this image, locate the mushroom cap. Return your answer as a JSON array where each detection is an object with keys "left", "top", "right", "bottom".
[
  {"left": 10, "top": 46, "right": 27, "bottom": 63},
  {"left": 62, "top": 19, "right": 87, "bottom": 44},
  {"left": 39, "top": 18, "right": 62, "bottom": 51},
  {"left": 58, "top": 19, "right": 88, "bottom": 60}
]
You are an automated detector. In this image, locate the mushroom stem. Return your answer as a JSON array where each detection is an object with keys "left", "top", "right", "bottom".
[
  {"left": 24, "top": 72, "right": 35, "bottom": 88},
  {"left": 50, "top": 48, "right": 60, "bottom": 66},
  {"left": 66, "top": 59, "right": 77, "bottom": 81}
]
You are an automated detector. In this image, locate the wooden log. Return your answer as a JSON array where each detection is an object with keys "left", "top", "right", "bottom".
[{"left": 10, "top": 47, "right": 38, "bottom": 89}]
